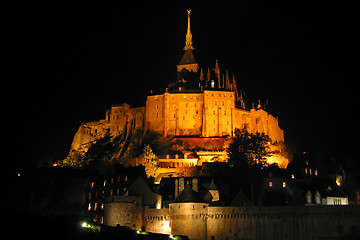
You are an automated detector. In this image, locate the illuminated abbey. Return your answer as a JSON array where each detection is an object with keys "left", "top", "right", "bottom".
[{"left": 70, "top": 10, "right": 288, "bottom": 170}]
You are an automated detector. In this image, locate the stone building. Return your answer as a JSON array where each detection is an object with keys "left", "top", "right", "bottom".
[
  {"left": 103, "top": 176, "right": 360, "bottom": 240},
  {"left": 69, "top": 10, "right": 287, "bottom": 168}
]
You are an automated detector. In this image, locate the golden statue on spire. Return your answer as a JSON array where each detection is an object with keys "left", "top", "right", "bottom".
[{"left": 184, "top": 10, "right": 194, "bottom": 50}]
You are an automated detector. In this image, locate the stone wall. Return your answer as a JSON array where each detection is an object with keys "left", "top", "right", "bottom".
[
  {"left": 103, "top": 201, "right": 143, "bottom": 230},
  {"left": 104, "top": 204, "right": 360, "bottom": 240},
  {"left": 206, "top": 206, "right": 360, "bottom": 240},
  {"left": 143, "top": 208, "right": 171, "bottom": 234}
]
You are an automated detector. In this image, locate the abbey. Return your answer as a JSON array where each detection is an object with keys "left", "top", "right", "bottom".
[{"left": 70, "top": 10, "right": 285, "bottom": 166}]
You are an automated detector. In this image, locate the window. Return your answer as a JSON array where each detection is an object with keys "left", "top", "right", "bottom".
[
  {"left": 91, "top": 182, "right": 94, "bottom": 188},
  {"left": 88, "top": 203, "right": 91, "bottom": 211},
  {"left": 269, "top": 181, "right": 273, "bottom": 187},
  {"left": 211, "top": 80, "right": 215, "bottom": 88},
  {"left": 291, "top": 174, "right": 295, "bottom": 179},
  {"left": 282, "top": 182, "right": 286, "bottom": 188}
]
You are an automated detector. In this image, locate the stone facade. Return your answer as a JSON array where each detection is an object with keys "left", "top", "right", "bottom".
[
  {"left": 145, "top": 90, "right": 284, "bottom": 142},
  {"left": 71, "top": 104, "right": 145, "bottom": 151},
  {"left": 104, "top": 201, "right": 360, "bottom": 240}
]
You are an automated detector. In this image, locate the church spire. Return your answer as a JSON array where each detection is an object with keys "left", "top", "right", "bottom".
[
  {"left": 184, "top": 10, "right": 194, "bottom": 50},
  {"left": 177, "top": 10, "right": 198, "bottom": 73}
]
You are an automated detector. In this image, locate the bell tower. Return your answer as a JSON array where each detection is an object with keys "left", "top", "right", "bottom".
[{"left": 177, "top": 10, "right": 199, "bottom": 73}]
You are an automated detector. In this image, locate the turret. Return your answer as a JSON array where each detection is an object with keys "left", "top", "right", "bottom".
[{"left": 169, "top": 181, "right": 208, "bottom": 240}]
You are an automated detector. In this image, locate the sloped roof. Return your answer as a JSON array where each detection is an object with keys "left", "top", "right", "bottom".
[
  {"left": 178, "top": 49, "right": 197, "bottom": 65},
  {"left": 172, "top": 182, "right": 206, "bottom": 203}
]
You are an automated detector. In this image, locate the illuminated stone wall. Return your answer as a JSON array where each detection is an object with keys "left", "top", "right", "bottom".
[
  {"left": 145, "top": 89, "right": 284, "bottom": 143},
  {"left": 169, "top": 202, "right": 209, "bottom": 240},
  {"left": 103, "top": 200, "right": 143, "bottom": 230},
  {"left": 71, "top": 104, "right": 145, "bottom": 150},
  {"left": 143, "top": 208, "right": 171, "bottom": 234},
  {"left": 104, "top": 204, "right": 360, "bottom": 240}
]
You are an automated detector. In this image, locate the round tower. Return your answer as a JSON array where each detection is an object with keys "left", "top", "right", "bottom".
[{"left": 169, "top": 182, "right": 208, "bottom": 240}]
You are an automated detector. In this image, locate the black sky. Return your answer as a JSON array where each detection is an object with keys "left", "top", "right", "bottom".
[{"left": 4, "top": 3, "right": 360, "bottom": 169}]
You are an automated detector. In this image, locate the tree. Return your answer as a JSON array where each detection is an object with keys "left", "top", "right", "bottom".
[
  {"left": 139, "top": 144, "right": 159, "bottom": 177},
  {"left": 58, "top": 151, "right": 86, "bottom": 168},
  {"left": 227, "top": 128, "right": 272, "bottom": 168}
]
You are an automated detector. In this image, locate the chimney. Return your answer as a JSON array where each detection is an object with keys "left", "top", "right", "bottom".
[
  {"left": 192, "top": 178, "right": 198, "bottom": 192},
  {"left": 179, "top": 178, "right": 185, "bottom": 194},
  {"left": 175, "top": 178, "right": 179, "bottom": 198}
]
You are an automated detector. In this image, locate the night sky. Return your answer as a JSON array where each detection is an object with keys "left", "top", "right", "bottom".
[{"left": 4, "top": 3, "right": 359, "bottom": 169}]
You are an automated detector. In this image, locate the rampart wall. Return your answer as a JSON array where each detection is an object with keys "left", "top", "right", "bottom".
[{"left": 104, "top": 204, "right": 360, "bottom": 240}]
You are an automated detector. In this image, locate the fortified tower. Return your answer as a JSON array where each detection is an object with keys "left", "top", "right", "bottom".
[{"left": 169, "top": 182, "right": 209, "bottom": 240}]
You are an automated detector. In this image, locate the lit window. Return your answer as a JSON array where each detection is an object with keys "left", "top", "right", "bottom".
[
  {"left": 315, "top": 170, "right": 318, "bottom": 176},
  {"left": 103, "top": 180, "right": 106, "bottom": 186},
  {"left": 306, "top": 160, "right": 309, "bottom": 165},
  {"left": 88, "top": 203, "right": 91, "bottom": 211},
  {"left": 309, "top": 169, "right": 312, "bottom": 175},
  {"left": 211, "top": 80, "right": 215, "bottom": 88},
  {"left": 305, "top": 168, "right": 308, "bottom": 174},
  {"left": 291, "top": 174, "right": 295, "bottom": 179},
  {"left": 94, "top": 203, "right": 97, "bottom": 211},
  {"left": 269, "top": 181, "right": 273, "bottom": 187},
  {"left": 282, "top": 182, "right": 286, "bottom": 188},
  {"left": 101, "top": 203, "right": 104, "bottom": 210},
  {"left": 91, "top": 182, "right": 94, "bottom": 188}
]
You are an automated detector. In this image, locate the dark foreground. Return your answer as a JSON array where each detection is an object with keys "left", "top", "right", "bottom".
[{"left": 10, "top": 214, "right": 188, "bottom": 240}]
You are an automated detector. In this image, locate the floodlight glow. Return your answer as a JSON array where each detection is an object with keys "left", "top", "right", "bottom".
[{"left": 82, "top": 222, "right": 87, "bottom": 228}]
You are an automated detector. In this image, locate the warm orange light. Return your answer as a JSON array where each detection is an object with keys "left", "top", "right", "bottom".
[{"left": 161, "top": 220, "right": 171, "bottom": 234}]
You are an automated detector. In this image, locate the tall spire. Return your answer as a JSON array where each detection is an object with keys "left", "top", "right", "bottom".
[
  {"left": 177, "top": 10, "right": 198, "bottom": 72},
  {"left": 215, "top": 59, "right": 220, "bottom": 88},
  {"left": 184, "top": 10, "right": 194, "bottom": 50}
]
